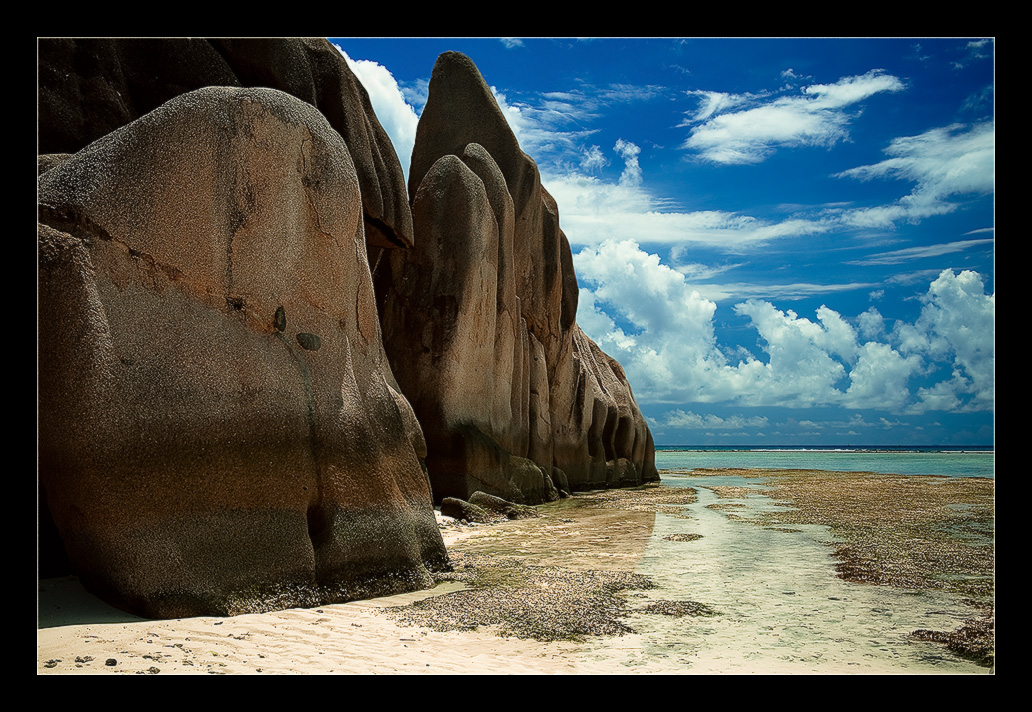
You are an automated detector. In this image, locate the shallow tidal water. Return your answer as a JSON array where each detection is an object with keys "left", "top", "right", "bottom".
[{"left": 578, "top": 474, "right": 991, "bottom": 674}]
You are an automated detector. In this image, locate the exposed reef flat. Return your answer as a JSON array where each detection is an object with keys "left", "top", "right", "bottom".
[
  {"left": 40, "top": 472, "right": 993, "bottom": 673},
  {"left": 680, "top": 467, "right": 995, "bottom": 667}
]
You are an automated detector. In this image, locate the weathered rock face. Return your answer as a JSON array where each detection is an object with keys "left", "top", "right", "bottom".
[
  {"left": 37, "top": 37, "right": 412, "bottom": 251},
  {"left": 37, "top": 41, "right": 658, "bottom": 619},
  {"left": 378, "top": 52, "right": 658, "bottom": 503},
  {"left": 37, "top": 86, "right": 447, "bottom": 618}
]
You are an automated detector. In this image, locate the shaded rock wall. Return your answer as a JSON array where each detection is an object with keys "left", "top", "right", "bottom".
[
  {"left": 38, "top": 86, "right": 446, "bottom": 618},
  {"left": 38, "top": 37, "right": 412, "bottom": 251},
  {"left": 379, "top": 52, "right": 658, "bottom": 503}
]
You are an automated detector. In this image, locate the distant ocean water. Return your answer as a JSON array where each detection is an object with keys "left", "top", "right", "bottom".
[{"left": 654, "top": 445, "right": 994, "bottom": 479}]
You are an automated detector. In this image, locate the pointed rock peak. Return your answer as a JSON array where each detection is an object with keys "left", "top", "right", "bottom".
[
  {"left": 408, "top": 52, "right": 523, "bottom": 200},
  {"left": 428, "top": 52, "right": 502, "bottom": 117},
  {"left": 433, "top": 51, "right": 483, "bottom": 78}
]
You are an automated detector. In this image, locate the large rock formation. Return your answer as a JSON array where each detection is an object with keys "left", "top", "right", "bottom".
[
  {"left": 37, "top": 40, "right": 658, "bottom": 619},
  {"left": 37, "top": 85, "right": 447, "bottom": 618},
  {"left": 377, "top": 52, "right": 658, "bottom": 503},
  {"left": 38, "top": 37, "right": 412, "bottom": 251}
]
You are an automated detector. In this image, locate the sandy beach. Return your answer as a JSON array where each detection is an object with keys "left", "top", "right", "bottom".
[
  {"left": 37, "top": 470, "right": 994, "bottom": 675},
  {"left": 36, "top": 510, "right": 645, "bottom": 675}
]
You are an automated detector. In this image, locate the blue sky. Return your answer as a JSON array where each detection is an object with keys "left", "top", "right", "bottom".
[{"left": 329, "top": 37, "right": 995, "bottom": 447}]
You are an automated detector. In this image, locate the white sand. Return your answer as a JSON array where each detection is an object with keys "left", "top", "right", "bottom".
[
  {"left": 37, "top": 577, "right": 586, "bottom": 675},
  {"left": 37, "top": 518, "right": 630, "bottom": 675}
]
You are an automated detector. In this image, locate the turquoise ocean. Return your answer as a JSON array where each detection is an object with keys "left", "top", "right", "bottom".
[{"left": 653, "top": 445, "right": 994, "bottom": 479}]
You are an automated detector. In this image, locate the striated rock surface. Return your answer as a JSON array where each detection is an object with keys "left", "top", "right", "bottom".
[
  {"left": 379, "top": 51, "right": 658, "bottom": 503},
  {"left": 37, "top": 37, "right": 412, "bottom": 250},
  {"left": 37, "top": 86, "right": 446, "bottom": 618}
]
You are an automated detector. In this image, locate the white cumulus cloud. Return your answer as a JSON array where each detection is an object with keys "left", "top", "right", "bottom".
[
  {"left": 334, "top": 46, "right": 420, "bottom": 178},
  {"left": 895, "top": 269, "right": 995, "bottom": 412},
  {"left": 613, "top": 138, "right": 643, "bottom": 186},
  {"left": 844, "top": 342, "right": 923, "bottom": 410},
  {"left": 575, "top": 242, "right": 994, "bottom": 415}
]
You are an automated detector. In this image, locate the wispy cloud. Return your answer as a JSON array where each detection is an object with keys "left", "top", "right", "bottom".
[
  {"left": 654, "top": 409, "right": 769, "bottom": 430},
  {"left": 490, "top": 87, "right": 601, "bottom": 161},
  {"left": 532, "top": 70, "right": 989, "bottom": 253},
  {"left": 686, "top": 279, "right": 884, "bottom": 304},
  {"left": 544, "top": 177, "right": 833, "bottom": 249},
  {"left": 835, "top": 121, "right": 995, "bottom": 226},
  {"left": 681, "top": 90, "right": 759, "bottom": 123},
  {"left": 579, "top": 145, "right": 608, "bottom": 173},
  {"left": 681, "top": 70, "right": 905, "bottom": 165},
  {"left": 848, "top": 237, "right": 994, "bottom": 266},
  {"left": 344, "top": 47, "right": 990, "bottom": 263},
  {"left": 956, "top": 38, "right": 994, "bottom": 67},
  {"left": 482, "top": 79, "right": 667, "bottom": 167}
]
